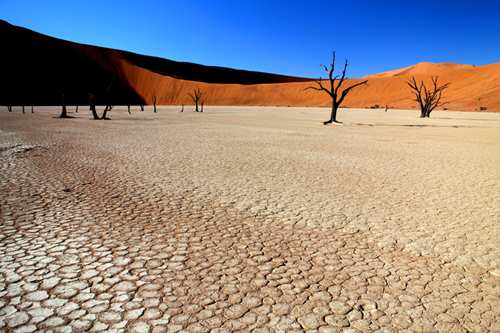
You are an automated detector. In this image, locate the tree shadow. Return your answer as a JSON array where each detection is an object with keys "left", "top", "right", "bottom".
[
  {"left": 435, "top": 117, "right": 500, "bottom": 122},
  {"left": 348, "top": 123, "right": 478, "bottom": 128}
]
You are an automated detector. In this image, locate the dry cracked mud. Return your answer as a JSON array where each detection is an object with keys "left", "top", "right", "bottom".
[{"left": 1, "top": 106, "right": 499, "bottom": 332}]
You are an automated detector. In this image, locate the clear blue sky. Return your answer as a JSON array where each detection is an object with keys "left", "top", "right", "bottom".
[{"left": 1, "top": 0, "right": 499, "bottom": 78}]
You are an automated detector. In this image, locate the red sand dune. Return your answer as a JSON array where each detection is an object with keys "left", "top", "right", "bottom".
[{"left": 1, "top": 20, "right": 499, "bottom": 112}]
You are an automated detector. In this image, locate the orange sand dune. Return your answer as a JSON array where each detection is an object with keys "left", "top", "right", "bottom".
[
  {"left": 123, "top": 60, "right": 500, "bottom": 112},
  {"left": 1, "top": 19, "right": 498, "bottom": 112}
]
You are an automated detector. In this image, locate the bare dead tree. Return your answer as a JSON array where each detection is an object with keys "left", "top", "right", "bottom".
[
  {"left": 407, "top": 76, "right": 450, "bottom": 118},
  {"left": 54, "top": 86, "right": 69, "bottom": 118},
  {"left": 100, "top": 84, "right": 113, "bottom": 120},
  {"left": 152, "top": 90, "right": 157, "bottom": 113},
  {"left": 101, "top": 105, "right": 111, "bottom": 119},
  {"left": 88, "top": 94, "right": 100, "bottom": 120},
  {"left": 7, "top": 106, "right": 12, "bottom": 112},
  {"left": 188, "top": 85, "right": 205, "bottom": 112},
  {"left": 303, "top": 52, "right": 368, "bottom": 124}
]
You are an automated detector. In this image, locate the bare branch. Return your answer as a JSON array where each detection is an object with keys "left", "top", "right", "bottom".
[
  {"left": 338, "top": 80, "right": 368, "bottom": 106},
  {"left": 303, "top": 78, "right": 333, "bottom": 97}
]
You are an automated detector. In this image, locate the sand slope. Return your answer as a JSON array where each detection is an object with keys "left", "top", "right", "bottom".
[{"left": 1, "top": 19, "right": 498, "bottom": 112}]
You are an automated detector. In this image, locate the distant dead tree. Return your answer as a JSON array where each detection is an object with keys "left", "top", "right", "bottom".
[
  {"left": 407, "top": 76, "right": 450, "bottom": 118},
  {"left": 100, "top": 105, "right": 113, "bottom": 120},
  {"left": 180, "top": 104, "right": 184, "bottom": 113},
  {"left": 88, "top": 94, "right": 100, "bottom": 120},
  {"left": 152, "top": 90, "right": 157, "bottom": 113},
  {"left": 31, "top": 106, "right": 34, "bottom": 113},
  {"left": 75, "top": 105, "right": 78, "bottom": 113},
  {"left": 303, "top": 51, "right": 368, "bottom": 124},
  {"left": 100, "top": 84, "right": 113, "bottom": 120},
  {"left": 22, "top": 106, "right": 25, "bottom": 113},
  {"left": 7, "top": 106, "right": 12, "bottom": 112},
  {"left": 188, "top": 85, "right": 205, "bottom": 112},
  {"left": 54, "top": 86, "right": 69, "bottom": 118},
  {"left": 127, "top": 104, "right": 131, "bottom": 114},
  {"left": 140, "top": 105, "right": 144, "bottom": 111}
]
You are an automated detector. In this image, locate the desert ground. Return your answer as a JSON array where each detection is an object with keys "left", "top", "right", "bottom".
[{"left": 1, "top": 106, "right": 499, "bottom": 332}]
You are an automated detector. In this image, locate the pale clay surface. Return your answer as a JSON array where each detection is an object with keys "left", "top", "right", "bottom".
[{"left": 0, "top": 106, "right": 499, "bottom": 333}]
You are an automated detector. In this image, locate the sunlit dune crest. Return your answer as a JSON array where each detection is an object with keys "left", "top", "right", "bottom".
[{"left": 363, "top": 62, "right": 475, "bottom": 78}]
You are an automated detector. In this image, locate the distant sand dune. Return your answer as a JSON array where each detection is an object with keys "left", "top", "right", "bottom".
[
  {"left": 1, "top": 19, "right": 499, "bottom": 112},
  {"left": 121, "top": 60, "right": 500, "bottom": 112}
]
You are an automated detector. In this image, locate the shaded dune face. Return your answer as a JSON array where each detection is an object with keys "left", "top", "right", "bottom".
[{"left": 1, "top": 19, "right": 499, "bottom": 112}]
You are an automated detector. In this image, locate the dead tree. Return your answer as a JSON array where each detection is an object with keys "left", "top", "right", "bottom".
[
  {"left": 31, "top": 106, "right": 34, "bottom": 113},
  {"left": 100, "top": 84, "right": 113, "bottom": 120},
  {"left": 127, "top": 105, "right": 131, "bottom": 114},
  {"left": 88, "top": 94, "right": 100, "bottom": 120},
  {"left": 7, "top": 106, "right": 12, "bottom": 112},
  {"left": 54, "top": 86, "right": 69, "bottom": 118},
  {"left": 75, "top": 105, "right": 78, "bottom": 113},
  {"left": 22, "top": 106, "right": 25, "bottom": 113},
  {"left": 303, "top": 52, "right": 368, "bottom": 124},
  {"left": 188, "top": 86, "right": 205, "bottom": 112},
  {"left": 140, "top": 105, "right": 144, "bottom": 111},
  {"left": 180, "top": 104, "right": 184, "bottom": 113},
  {"left": 100, "top": 105, "right": 112, "bottom": 119},
  {"left": 152, "top": 90, "right": 157, "bottom": 113},
  {"left": 407, "top": 76, "right": 450, "bottom": 118}
]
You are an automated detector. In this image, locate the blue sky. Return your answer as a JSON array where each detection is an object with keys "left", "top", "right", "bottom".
[{"left": 1, "top": 0, "right": 499, "bottom": 78}]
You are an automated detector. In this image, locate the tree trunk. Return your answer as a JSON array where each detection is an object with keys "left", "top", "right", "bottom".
[
  {"left": 31, "top": 106, "right": 34, "bottom": 113},
  {"left": 22, "top": 106, "right": 25, "bottom": 113},
  {"left": 195, "top": 101, "right": 199, "bottom": 112},
  {"left": 140, "top": 105, "right": 144, "bottom": 111},
  {"left": 88, "top": 95, "right": 99, "bottom": 119},
  {"left": 330, "top": 100, "right": 338, "bottom": 123},
  {"left": 60, "top": 105, "right": 68, "bottom": 118},
  {"left": 75, "top": 105, "right": 78, "bottom": 113},
  {"left": 324, "top": 99, "right": 338, "bottom": 124},
  {"left": 8, "top": 106, "right": 12, "bottom": 112},
  {"left": 420, "top": 106, "right": 426, "bottom": 118},
  {"left": 100, "top": 105, "right": 109, "bottom": 119},
  {"left": 200, "top": 102, "right": 203, "bottom": 113},
  {"left": 59, "top": 92, "right": 69, "bottom": 118},
  {"left": 153, "top": 104, "right": 156, "bottom": 113},
  {"left": 127, "top": 105, "right": 131, "bottom": 114},
  {"left": 90, "top": 105, "right": 99, "bottom": 119}
]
